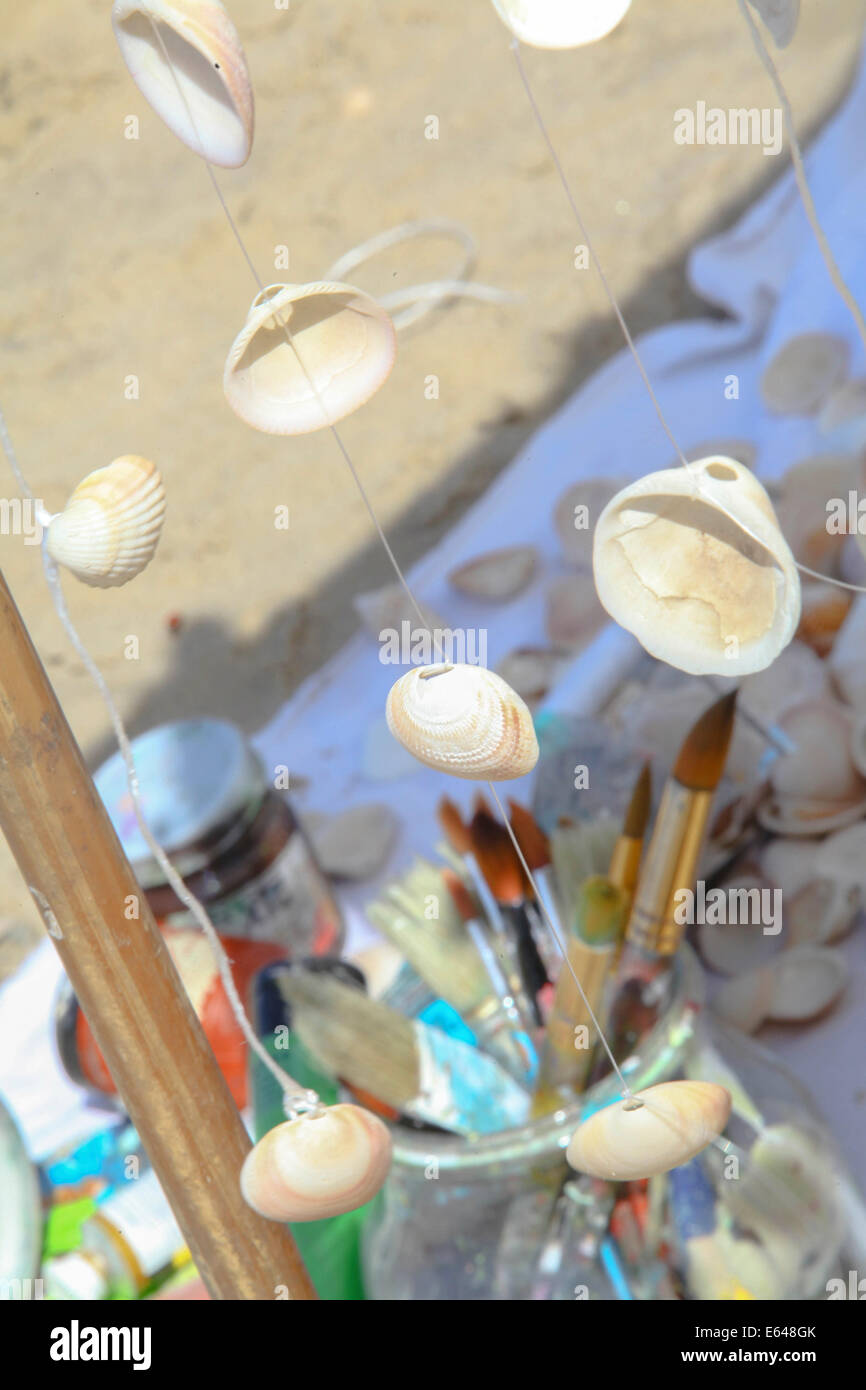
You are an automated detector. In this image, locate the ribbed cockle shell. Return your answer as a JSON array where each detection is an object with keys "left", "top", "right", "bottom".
[
  {"left": 223, "top": 281, "right": 396, "bottom": 436},
  {"left": 46, "top": 456, "right": 166, "bottom": 588},
  {"left": 566, "top": 1081, "right": 732, "bottom": 1182},
  {"left": 112, "top": 0, "right": 254, "bottom": 168},
  {"left": 385, "top": 663, "right": 539, "bottom": 781},
  {"left": 240, "top": 1103, "right": 393, "bottom": 1223},
  {"left": 490, "top": 0, "right": 632, "bottom": 50}
]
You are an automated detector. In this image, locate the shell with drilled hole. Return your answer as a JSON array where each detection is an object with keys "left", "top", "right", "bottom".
[
  {"left": 490, "top": 0, "right": 632, "bottom": 48},
  {"left": 566, "top": 1081, "right": 732, "bottom": 1182},
  {"left": 386, "top": 663, "right": 539, "bottom": 780},
  {"left": 240, "top": 1103, "right": 392, "bottom": 1222},
  {"left": 111, "top": 0, "right": 254, "bottom": 168},
  {"left": 224, "top": 282, "right": 396, "bottom": 435},
  {"left": 46, "top": 456, "right": 166, "bottom": 589},
  {"left": 592, "top": 457, "right": 800, "bottom": 676}
]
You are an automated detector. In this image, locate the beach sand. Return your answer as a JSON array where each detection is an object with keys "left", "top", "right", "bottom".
[{"left": 0, "top": 0, "right": 862, "bottom": 966}]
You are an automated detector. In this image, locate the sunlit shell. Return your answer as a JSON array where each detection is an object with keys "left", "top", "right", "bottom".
[
  {"left": 490, "top": 0, "right": 632, "bottom": 50},
  {"left": 762, "top": 699, "right": 866, "bottom": 829},
  {"left": 545, "top": 576, "right": 606, "bottom": 648},
  {"left": 448, "top": 546, "right": 538, "bottom": 600},
  {"left": 111, "top": 0, "right": 254, "bottom": 168},
  {"left": 768, "top": 946, "right": 847, "bottom": 1022},
  {"left": 495, "top": 646, "right": 564, "bottom": 706},
  {"left": 306, "top": 803, "right": 399, "bottom": 881},
  {"left": 713, "top": 964, "right": 776, "bottom": 1033},
  {"left": 795, "top": 582, "right": 852, "bottom": 656},
  {"left": 760, "top": 333, "right": 849, "bottom": 415},
  {"left": 554, "top": 477, "right": 626, "bottom": 567},
  {"left": 224, "top": 281, "right": 396, "bottom": 435},
  {"left": 566, "top": 1081, "right": 732, "bottom": 1182},
  {"left": 828, "top": 595, "right": 866, "bottom": 708},
  {"left": 697, "top": 875, "right": 781, "bottom": 976},
  {"left": 749, "top": 0, "right": 801, "bottom": 48},
  {"left": 353, "top": 583, "right": 446, "bottom": 641},
  {"left": 385, "top": 663, "right": 539, "bottom": 781},
  {"left": 592, "top": 457, "right": 800, "bottom": 676},
  {"left": 240, "top": 1103, "right": 392, "bottom": 1222},
  {"left": 46, "top": 456, "right": 166, "bottom": 588}
]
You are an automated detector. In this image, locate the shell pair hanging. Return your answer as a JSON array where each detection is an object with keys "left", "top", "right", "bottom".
[
  {"left": 111, "top": 0, "right": 254, "bottom": 168},
  {"left": 385, "top": 663, "right": 539, "bottom": 781},
  {"left": 46, "top": 456, "right": 166, "bottom": 589},
  {"left": 240, "top": 1103, "right": 393, "bottom": 1222},
  {"left": 592, "top": 456, "right": 801, "bottom": 677},
  {"left": 490, "top": 0, "right": 633, "bottom": 49}
]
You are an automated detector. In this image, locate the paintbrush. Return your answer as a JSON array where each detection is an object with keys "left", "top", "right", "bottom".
[
  {"left": 437, "top": 797, "right": 510, "bottom": 936},
  {"left": 280, "top": 968, "right": 531, "bottom": 1136},
  {"left": 607, "top": 760, "right": 652, "bottom": 901},
  {"left": 530, "top": 875, "right": 629, "bottom": 1116},
  {"left": 470, "top": 805, "right": 549, "bottom": 1025},
  {"left": 367, "top": 882, "right": 536, "bottom": 1085},
  {"left": 590, "top": 691, "right": 738, "bottom": 1080},
  {"left": 507, "top": 801, "right": 566, "bottom": 977}
]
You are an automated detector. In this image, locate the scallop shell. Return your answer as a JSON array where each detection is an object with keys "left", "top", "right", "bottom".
[
  {"left": 306, "top": 803, "right": 399, "bottom": 881},
  {"left": 713, "top": 965, "right": 776, "bottom": 1033},
  {"left": 592, "top": 457, "right": 800, "bottom": 677},
  {"left": 46, "top": 456, "right": 166, "bottom": 588},
  {"left": 385, "top": 663, "right": 539, "bottom": 781},
  {"left": 490, "top": 0, "right": 632, "bottom": 50},
  {"left": 566, "top": 1081, "right": 732, "bottom": 1182},
  {"left": 448, "top": 546, "right": 537, "bottom": 600},
  {"left": 795, "top": 582, "right": 851, "bottom": 657},
  {"left": 768, "top": 946, "right": 847, "bottom": 1022},
  {"left": 223, "top": 281, "right": 396, "bottom": 435},
  {"left": 545, "top": 577, "right": 606, "bottom": 649},
  {"left": 749, "top": 0, "right": 801, "bottom": 48},
  {"left": 240, "top": 1103, "right": 392, "bottom": 1222},
  {"left": 760, "top": 333, "right": 849, "bottom": 415},
  {"left": 554, "top": 477, "right": 626, "bottom": 568},
  {"left": 111, "top": 0, "right": 254, "bottom": 168}
]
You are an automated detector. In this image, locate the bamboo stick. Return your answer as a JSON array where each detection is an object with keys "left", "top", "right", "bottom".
[{"left": 0, "top": 569, "right": 316, "bottom": 1301}]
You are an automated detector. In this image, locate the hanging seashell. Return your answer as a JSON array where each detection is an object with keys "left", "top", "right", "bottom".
[
  {"left": 748, "top": 0, "right": 801, "bottom": 48},
  {"left": 760, "top": 333, "right": 849, "bottom": 416},
  {"left": 448, "top": 546, "right": 538, "bottom": 601},
  {"left": 828, "top": 595, "right": 866, "bottom": 708},
  {"left": 593, "top": 457, "right": 800, "bottom": 676},
  {"left": 385, "top": 663, "right": 539, "bottom": 781},
  {"left": 46, "top": 456, "right": 166, "bottom": 589},
  {"left": 713, "top": 964, "right": 777, "bottom": 1033},
  {"left": 495, "top": 646, "right": 564, "bottom": 706},
  {"left": 566, "top": 1081, "right": 732, "bottom": 1182},
  {"left": 795, "top": 582, "right": 851, "bottom": 657},
  {"left": 553, "top": 477, "right": 627, "bottom": 568},
  {"left": 112, "top": 0, "right": 254, "bottom": 168},
  {"left": 768, "top": 946, "right": 847, "bottom": 1023},
  {"left": 224, "top": 282, "right": 396, "bottom": 435},
  {"left": 240, "top": 1103, "right": 393, "bottom": 1222},
  {"left": 545, "top": 576, "right": 606, "bottom": 649},
  {"left": 760, "top": 698, "right": 866, "bottom": 833},
  {"left": 306, "top": 803, "right": 399, "bottom": 881},
  {"left": 490, "top": 0, "right": 632, "bottom": 50}
]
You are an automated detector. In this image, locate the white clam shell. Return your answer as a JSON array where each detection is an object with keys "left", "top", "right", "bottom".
[
  {"left": 760, "top": 333, "right": 849, "bottom": 415},
  {"left": 490, "top": 0, "right": 632, "bottom": 49},
  {"left": 307, "top": 803, "right": 399, "bottom": 881},
  {"left": 46, "top": 456, "right": 166, "bottom": 588},
  {"left": 385, "top": 663, "right": 539, "bottom": 781},
  {"left": 448, "top": 546, "right": 537, "bottom": 600},
  {"left": 566, "top": 1081, "right": 732, "bottom": 1182},
  {"left": 763, "top": 699, "right": 866, "bottom": 829},
  {"left": 553, "top": 477, "right": 627, "bottom": 568},
  {"left": 112, "top": 0, "right": 254, "bottom": 168},
  {"left": 240, "top": 1103, "right": 392, "bottom": 1223},
  {"left": 224, "top": 282, "right": 396, "bottom": 435},
  {"left": 713, "top": 964, "right": 777, "bottom": 1033},
  {"left": 592, "top": 457, "right": 800, "bottom": 676},
  {"left": 768, "top": 946, "right": 847, "bottom": 1022}
]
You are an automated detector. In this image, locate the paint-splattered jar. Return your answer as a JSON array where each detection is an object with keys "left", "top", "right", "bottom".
[{"left": 92, "top": 718, "right": 344, "bottom": 955}]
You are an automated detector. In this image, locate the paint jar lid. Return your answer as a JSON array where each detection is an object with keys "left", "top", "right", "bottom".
[{"left": 93, "top": 719, "right": 266, "bottom": 888}]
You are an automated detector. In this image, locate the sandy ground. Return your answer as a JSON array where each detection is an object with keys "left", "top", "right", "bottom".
[{"left": 0, "top": 0, "right": 863, "bottom": 969}]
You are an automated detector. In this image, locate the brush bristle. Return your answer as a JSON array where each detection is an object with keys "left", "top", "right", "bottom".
[
  {"left": 470, "top": 808, "right": 528, "bottom": 903},
  {"left": 623, "top": 760, "right": 652, "bottom": 839},
  {"left": 437, "top": 797, "right": 471, "bottom": 855},
  {"left": 280, "top": 970, "right": 419, "bottom": 1106},
  {"left": 507, "top": 799, "right": 550, "bottom": 871},
  {"left": 672, "top": 690, "right": 738, "bottom": 790},
  {"left": 368, "top": 892, "right": 492, "bottom": 1015}
]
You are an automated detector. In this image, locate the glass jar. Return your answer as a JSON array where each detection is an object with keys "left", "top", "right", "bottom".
[{"left": 362, "top": 946, "right": 704, "bottom": 1301}]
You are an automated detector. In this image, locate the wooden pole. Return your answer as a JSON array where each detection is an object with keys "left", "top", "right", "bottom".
[{"left": 0, "top": 569, "right": 316, "bottom": 1301}]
